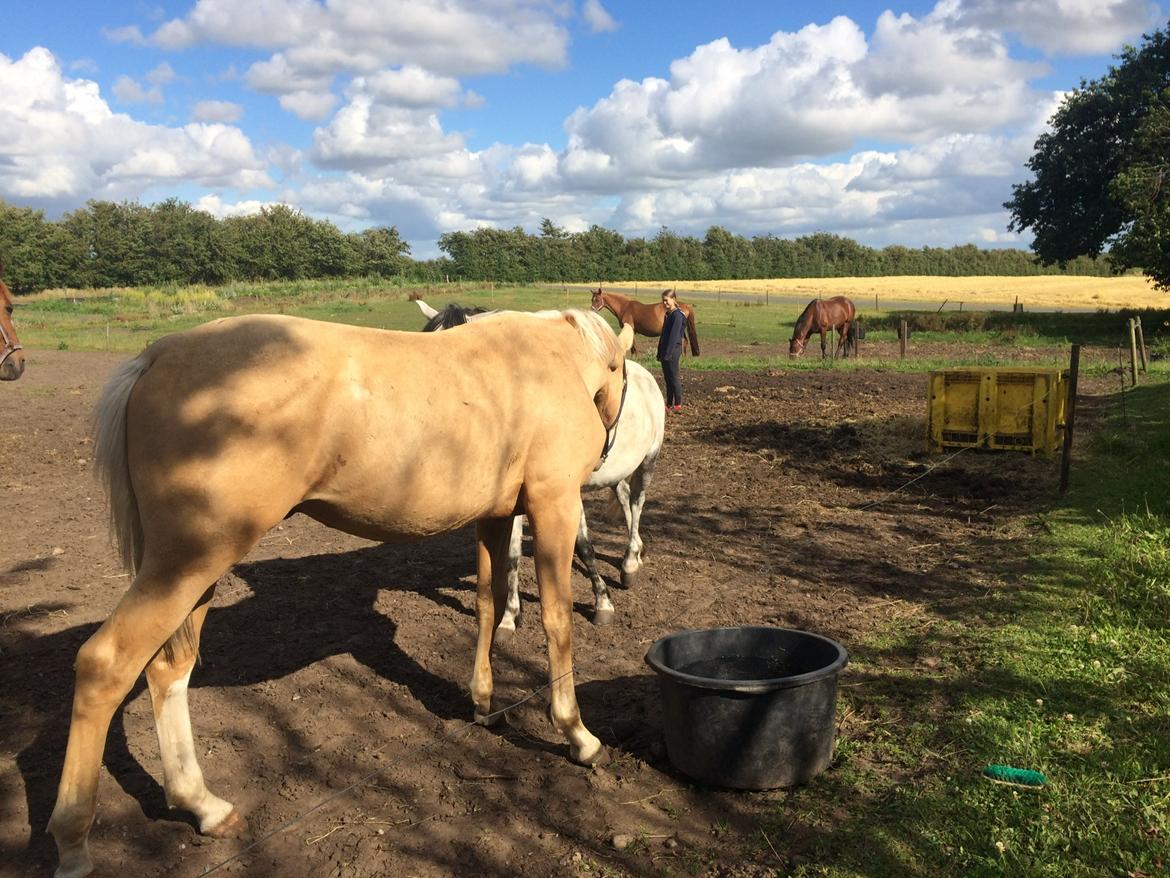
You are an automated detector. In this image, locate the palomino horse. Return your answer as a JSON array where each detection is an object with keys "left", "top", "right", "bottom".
[
  {"left": 417, "top": 300, "right": 665, "bottom": 631},
  {"left": 590, "top": 288, "right": 700, "bottom": 356},
  {"left": 0, "top": 268, "right": 26, "bottom": 380},
  {"left": 49, "top": 310, "right": 634, "bottom": 878},
  {"left": 788, "top": 296, "right": 856, "bottom": 359}
]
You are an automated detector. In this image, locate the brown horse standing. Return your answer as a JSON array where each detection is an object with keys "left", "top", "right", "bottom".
[
  {"left": 789, "top": 296, "right": 856, "bottom": 359},
  {"left": 0, "top": 267, "right": 26, "bottom": 380},
  {"left": 48, "top": 310, "right": 633, "bottom": 878},
  {"left": 590, "top": 288, "right": 700, "bottom": 356}
]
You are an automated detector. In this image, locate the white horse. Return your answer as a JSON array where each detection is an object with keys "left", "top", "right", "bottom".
[{"left": 417, "top": 300, "right": 665, "bottom": 629}]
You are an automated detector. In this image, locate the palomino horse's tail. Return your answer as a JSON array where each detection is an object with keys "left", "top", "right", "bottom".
[
  {"left": 93, "top": 355, "right": 153, "bottom": 576},
  {"left": 685, "top": 307, "right": 700, "bottom": 356}
]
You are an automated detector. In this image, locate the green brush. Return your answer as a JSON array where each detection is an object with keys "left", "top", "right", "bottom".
[{"left": 982, "top": 765, "right": 1048, "bottom": 788}]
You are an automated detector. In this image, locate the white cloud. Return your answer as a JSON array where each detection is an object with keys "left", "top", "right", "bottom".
[
  {"left": 147, "top": 62, "right": 177, "bottom": 86},
  {"left": 152, "top": 0, "right": 327, "bottom": 50},
  {"left": 0, "top": 48, "right": 271, "bottom": 206},
  {"left": 310, "top": 97, "right": 467, "bottom": 170},
  {"left": 939, "top": 0, "right": 1163, "bottom": 55},
  {"left": 276, "top": 8, "right": 1084, "bottom": 252},
  {"left": 103, "top": 25, "right": 147, "bottom": 46},
  {"left": 280, "top": 90, "right": 341, "bottom": 122},
  {"left": 356, "top": 66, "right": 463, "bottom": 109},
  {"left": 194, "top": 194, "right": 275, "bottom": 218},
  {"left": 582, "top": 0, "right": 618, "bottom": 34},
  {"left": 192, "top": 100, "right": 244, "bottom": 123},
  {"left": 552, "top": 12, "right": 1052, "bottom": 187},
  {"left": 111, "top": 63, "right": 178, "bottom": 105},
  {"left": 113, "top": 75, "right": 163, "bottom": 104},
  {"left": 151, "top": 0, "right": 572, "bottom": 116}
]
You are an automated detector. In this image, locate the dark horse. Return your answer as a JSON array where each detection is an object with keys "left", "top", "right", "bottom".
[
  {"left": 789, "top": 296, "right": 856, "bottom": 359},
  {"left": 414, "top": 299, "right": 491, "bottom": 331},
  {"left": 0, "top": 266, "right": 26, "bottom": 380},
  {"left": 590, "top": 288, "right": 699, "bottom": 356}
]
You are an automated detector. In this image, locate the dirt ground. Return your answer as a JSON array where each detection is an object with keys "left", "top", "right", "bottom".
[{"left": 1, "top": 342, "right": 1110, "bottom": 877}]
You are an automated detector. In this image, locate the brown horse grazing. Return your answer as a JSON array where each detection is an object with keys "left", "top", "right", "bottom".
[
  {"left": 0, "top": 268, "right": 26, "bottom": 380},
  {"left": 789, "top": 296, "right": 856, "bottom": 359},
  {"left": 48, "top": 310, "right": 633, "bottom": 878},
  {"left": 590, "top": 288, "right": 700, "bottom": 356}
]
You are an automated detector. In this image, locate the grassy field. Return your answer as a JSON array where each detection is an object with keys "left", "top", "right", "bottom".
[{"left": 13, "top": 279, "right": 1170, "bottom": 378}]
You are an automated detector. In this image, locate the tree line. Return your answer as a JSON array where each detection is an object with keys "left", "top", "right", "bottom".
[
  {"left": 437, "top": 222, "right": 1112, "bottom": 284},
  {"left": 1, "top": 197, "right": 1114, "bottom": 296},
  {"left": 0, "top": 198, "right": 426, "bottom": 294}
]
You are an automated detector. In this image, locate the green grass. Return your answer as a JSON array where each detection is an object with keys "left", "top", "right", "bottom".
[
  {"left": 16, "top": 281, "right": 1163, "bottom": 370},
  {"left": 754, "top": 379, "right": 1170, "bottom": 877}
]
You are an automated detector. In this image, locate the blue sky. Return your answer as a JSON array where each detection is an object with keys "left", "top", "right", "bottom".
[{"left": 0, "top": 1, "right": 1164, "bottom": 258}]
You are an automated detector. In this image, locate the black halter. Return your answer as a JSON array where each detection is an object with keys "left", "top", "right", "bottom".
[{"left": 595, "top": 362, "right": 629, "bottom": 470}]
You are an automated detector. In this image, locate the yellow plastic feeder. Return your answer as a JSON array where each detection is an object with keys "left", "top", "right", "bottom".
[{"left": 927, "top": 367, "right": 1070, "bottom": 455}]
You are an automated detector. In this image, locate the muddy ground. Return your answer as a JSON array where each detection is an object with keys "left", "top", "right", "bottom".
[{"left": 1, "top": 343, "right": 1112, "bottom": 877}]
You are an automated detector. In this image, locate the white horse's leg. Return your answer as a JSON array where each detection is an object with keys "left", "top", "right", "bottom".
[
  {"left": 493, "top": 516, "right": 524, "bottom": 644},
  {"left": 574, "top": 507, "right": 614, "bottom": 626},
  {"left": 615, "top": 460, "right": 654, "bottom": 588},
  {"left": 470, "top": 517, "right": 515, "bottom": 726},
  {"left": 144, "top": 596, "right": 242, "bottom": 838}
]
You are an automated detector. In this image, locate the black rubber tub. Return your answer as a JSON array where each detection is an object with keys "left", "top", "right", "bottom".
[{"left": 644, "top": 626, "right": 848, "bottom": 789}]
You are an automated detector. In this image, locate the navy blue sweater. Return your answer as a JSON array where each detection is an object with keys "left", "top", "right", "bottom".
[{"left": 657, "top": 308, "right": 687, "bottom": 360}]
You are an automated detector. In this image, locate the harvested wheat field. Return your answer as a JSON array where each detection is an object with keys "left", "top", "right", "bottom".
[{"left": 657, "top": 275, "right": 1160, "bottom": 311}]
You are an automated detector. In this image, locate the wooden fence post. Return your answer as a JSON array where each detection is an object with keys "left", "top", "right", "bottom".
[
  {"left": 899, "top": 320, "right": 908, "bottom": 361},
  {"left": 1128, "top": 318, "right": 1140, "bottom": 385},
  {"left": 1136, "top": 316, "right": 1149, "bottom": 371},
  {"left": 1060, "top": 344, "right": 1081, "bottom": 494}
]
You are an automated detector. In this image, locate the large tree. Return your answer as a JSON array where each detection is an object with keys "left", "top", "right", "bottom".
[{"left": 1006, "top": 23, "right": 1170, "bottom": 288}]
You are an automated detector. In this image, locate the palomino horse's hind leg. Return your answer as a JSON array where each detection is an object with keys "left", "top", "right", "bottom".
[
  {"left": 470, "top": 517, "right": 517, "bottom": 725},
  {"left": 143, "top": 590, "right": 243, "bottom": 838},
  {"left": 494, "top": 516, "right": 525, "bottom": 644},
  {"left": 573, "top": 508, "right": 613, "bottom": 626},
  {"left": 527, "top": 493, "right": 606, "bottom": 766},
  {"left": 48, "top": 561, "right": 243, "bottom": 878}
]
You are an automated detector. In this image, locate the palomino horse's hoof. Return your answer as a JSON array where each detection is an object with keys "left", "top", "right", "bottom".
[
  {"left": 475, "top": 708, "right": 508, "bottom": 728},
  {"left": 52, "top": 849, "right": 94, "bottom": 878},
  {"left": 619, "top": 569, "right": 638, "bottom": 590},
  {"left": 592, "top": 607, "right": 615, "bottom": 627},
  {"left": 204, "top": 808, "right": 247, "bottom": 839},
  {"left": 573, "top": 742, "right": 610, "bottom": 767}
]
